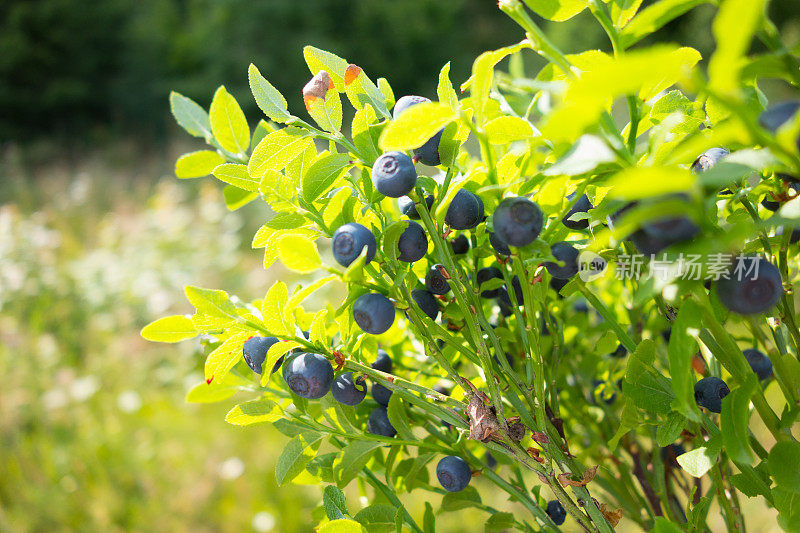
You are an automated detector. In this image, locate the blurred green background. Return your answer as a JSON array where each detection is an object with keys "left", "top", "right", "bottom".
[{"left": 1, "top": 1, "right": 798, "bottom": 531}]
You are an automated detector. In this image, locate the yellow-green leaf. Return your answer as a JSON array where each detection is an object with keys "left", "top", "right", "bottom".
[
  {"left": 225, "top": 399, "right": 282, "bottom": 426},
  {"left": 343, "top": 64, "right": 390, "bottom": 118},
  {"left": 261, "top": 341, "right": 302, "bottom": 385},
  {"left": 522, "top": 0, "right": 587, "bottom": 21},
  {"left": 379, "top": 102, "right": 456, "bottom": 151},
  {"left": 484, "top": 116, "right": 534, "bottom": 144},
  {"left": 175, "top": 150, "right": 225, "bottom": 179},
  {"left": 169, "top": 91, "right": 212, "bottom": 140},
  {"left": 437, "top": 62, "right": 458, "bottom": 110},
  {"left": 279, "top": 234, "right": 322, "bottom": 273},
  {"left": 317, "top": 519, "right": 366, "bottom": 533},
  {"left": 302, "top": 153, "right": 353, "bottom": 202},
  {"left": 211, "top": 163, "right": 260, "bottom": 192},
  {"left": 288, "top": 276, "right": 337, "bottom": 307},
  {"left": 303, "top": 71, "right": 343, "bottom": 133},
  {"left": 708, "top": 0, "right": 767, "bottom": 95},
  {"left": 209, "top": 86, "right": 250, "bottom": 154},
  {"left": 607, "top": 166, "right": 695, "bottom": 200},
  {"left": 249, "top": 127, "right": 313, "bottom": 178},
  {"left": 303, "top": 46, "right": 349, "bottom": 92},
  {"left": 204, "top": 331, "right": 249, "bottom": 382},
  {"left": 248, "top": 63, "right": 291, "bottom": 123},
  {"left": 262, "top": 281, "right": 293, "bottom": 336},
  {"left": 141, "top": 315, "right": 197, "bottom": 343}
]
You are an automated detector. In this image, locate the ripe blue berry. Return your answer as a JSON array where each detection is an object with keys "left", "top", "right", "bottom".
[
  {"left": 372, "top": 151, "right": 417, "bottom": 198},
  {"left": 332, "top": 223, "right": 376, "bottom": 267},
  {"left": 691, "top": 147, "right": 729, "bottom": 173},
  {"left": 372, "top": 383, "right": 393, "bottom": 406},
  {"left": 489, "top": 231, "right": 511, "bottom": 256},
  {"left": 550, "top": 277, "right": 568, "bottom": 297},
  {"left": 393, "top": 95, "right": 442, "bottom": 166},
  {"left": 562, "top": 193, "right": 593, "bottom": 230},
  {"left": 477, "top": 266, "right": 503, "bottom": 298},
  {"left": 371, "top": 349, "right": 393, "bottom": 373},
  {"left": 367, "top": 407, "right": 396, "bottom": 437},
  {"left": 450, "top": 234, "right": 470, "bottom": 254},
  {"left": 776, "top": 226, "right": 800, "bottom": 244},
  {"left": 716, "top": 257, "right": 783, "bottom": 315},
  {"left": 444, "top": 189, "right": 483, "bottom": 230},
  {"left": 630, "top": 215, "right": 700, "bottom": 255},
  {"left": 694, "top": 376, "right": 730, "bottom": 413},
  {"left": 543, "top": 242, "right": 580, "bottom": 279},
  {"left": 353, "top": 293, "right": 395, "bottom": 334},
  {"left": 743, "top": 348, "right": 773, "bottom": 380},
  {"left": 425, "top": 265, "right": 450, "bottom": 295},
  {"left": 759, "top": 100, "right": 800, "bottom": 132},
  {"left": 411, "top": 289, "right": 439, "bottom": 321},
  {"left": 436, "top": 456, "right": 472, "bottom": 492},
  {"left": 546, "top": 500, "right": 567, "bottom": 526},
  {"left": 485, "top": 452, "right": 498, "bottom": 469},
  {"left": 609, "top": 344, "right": 628, "bottom": 358},
  {"left": 331, "top": 372, "right": 367, "bottom": 406},
  {"left": 497, "top": 288, "right": 514, "bottom": 317},
  {"left": 282, "top": 352, "right": 334, "bottom": 400},
  {"left": 243, "top": 336, "right": 280, "bottom": 374},
  {"left": 494, "top": 197, "right": 544, "bottom": 247},
  {"left": 398, "top": 194, "right": 434, "bottom": 220},
  {"left": 397, "top": 221, "right": 428, "bottom": 262}
]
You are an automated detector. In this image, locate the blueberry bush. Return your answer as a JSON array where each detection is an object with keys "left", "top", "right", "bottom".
[{"left": 143, "top": 0, "right": 800, "bottom": 530}]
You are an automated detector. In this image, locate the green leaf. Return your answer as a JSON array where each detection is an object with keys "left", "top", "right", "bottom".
[
  {"left": 423, "top": 503, "right": 434, "bottom": 533},
  {"left": 656, "top": 412, "right": 687, "bottom": 447},
  {"left": 140, "top": 315, "right": 197, "bottom": 343},
  {"left": 354, "top": 505, "right": 397, "bottom": 533},
  {"left": 169, "top": 91, "right": 212, "bottom": 140},
  {"left": 609, "top": 399, "right": 641, "bottom": 449},
  {"left": 249, "top": 127, "right": 312, "bottom": 178},
  {"left": 522, "top": 0, "right": 587, "bottom": 21},
  {"left": 224, "top": 398, "right": 281, "bottom": 426},
  {"left": 623, "top": 339, "right": 675, "bottom": 414},
  {"left": 185, "top": 373, "right": 245, "bottom": 403},
  {"left": 276, "top": 433, "right": 323, "bottom": 486},
  {"left": 352, "top": 105, "right": 381, "bottom": 166},
  {"left": 303, "top": 153, "right": 353, "bottom": 202},
  {"left": 463, "top": 41, "right": 531, "bottom": 122},
  {"left": 288, "top": 276, "right": 336, "bottom": 308},
  {"left": 610, "top": 0, "right": 644, "bottom": 28},
  {"left": 769, "top": 441, "right": 800, "bottom": 492},
  {"left": 721, "top": 383, "right": 755, "bottom": 465},
  {"left": 377, "top": 78, "right": 395, "bottom": 109},
  {"left": 668, "top": 300, "right": 701, "bottom": 418},
  {"left": 317, "top": 519, "right": 366, "bottom": 533},
  {"left": 620, "top": 0, "right": 710, "bottom": 48},
  {"left": 543, "top": 134, "right": 616, "bottom": 176},
  {"left": 212, "top": 163, "right": 260, "bottom": 192},
  {"left": 696, "top": 148, "right": 779, "bottom": 189},
  {"left": 652, "top": 517, "right": 684, "bottom": 533},
  {"left": 677, "top": 446, "right": 717, "bottom": 477},
  {"left": 386, "top": 394, "right": 415, "bottom": 441},
  {"left": 278, "top": 234, "right": 322, "bottom": 273},
  {"left": 485, "top": 512, "right": 515, "bottom": 531},
  {"left": 185, "top": 285, "right": 237, "bottom": 319},
  {"left": 484, "top": 116, "right": 534, "bottom": 145},
  {"left": 379, "top": 102, "right": 456, "bottom": 152},
  {"left": 440, "top": 485, "right": 482, "bottom": 512},
  {"left": 223, "top": 185, "right": 258, "bottom": 211},
  {"left": 708, "top": 0, "right": 767, "bottom": 95},
  {"left": 344, "top": 64, "right": 391, "bottom": 119},
  {"left": 437, "top": 62, "right": 458, "bottom": 110},
  {"left": 774, "top": 488, "right": 800, "bottom": 532},
  {"left": 382, "top": 221, "right": 410, "bottom": 263},
  {"left": 303, "top": 46, "right": 349, "bottom": 92},
  {"left": 262, "top": 281, "right": 294, "bottom": 335},
  {"left": 261, "top": 341, "right": 302, "bottom": 385},
  {"left": 304, "top": 72, "right": 343, "bottom": 133},
  {"left": 324, "top": 485, "right": 349, "bottom": 520},
  {"left": 204, "top": 331, "right": 249, "bottom": 382},
  {"left": 334, "top": 440, "right": 383, "bottom": 488},
  {"left": 248, "top": 63, "right": 291, "bottom": 124},
  {"left": 209, "top": 86, "right": 250, "bottom": 154},
  {"left": 607, "top": 166, "right": 695, "bottom": 200},
  {"left": 175, "top": 150, "right": 225, "bottom": 179}
]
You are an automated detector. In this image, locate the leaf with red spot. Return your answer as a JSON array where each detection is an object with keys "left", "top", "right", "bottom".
[
  {"left": 303, "top": 71, "right": 342, "bottom": 133},
  {"left": 343, "top": 64, "right": 391, "bottom": 119}
]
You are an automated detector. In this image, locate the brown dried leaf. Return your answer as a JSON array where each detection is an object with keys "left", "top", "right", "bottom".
[
  {"left": 531, "top": 431, "right": 550, "bottom": 444},
  {"left": 557, "top": 465, "right": 598, "bottom": 487},
  {"left": 466, "top": 393, "right": 499, "bottom": 442},
  {"left": 599, "top": 503, "right": 623, "bottom": 527}
]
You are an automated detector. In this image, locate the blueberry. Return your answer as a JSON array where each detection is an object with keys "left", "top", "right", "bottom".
[
  {"left": 399, "top": 195, "right": 434, "bottom": 220},
  {"left": 393, "top": 95, "right": 442, "bottom": 166},
  {"left": 477, "top": 266, "right": 503, "bottom": 298},
  {"left": 691, "top": 147, "right": 729, "bottom": 173},
  {"left": 243, "top": 336, "right": 280, "bottom": 374},
  {"left": 367, "top": 406, "right": 397, "bottom": 437},
  {"left": 716, "top": 257, "right": 783, "bottom": 315},
  {"left": 450, "top": 234, "right": 470, "bottom": 255},
  {"left": 511, "top": 275, "right": 524, "bottom": 303},
  {"left": 759, "top": 100, "right": 800, "bottom": 132},
  {"left": 444, "top": 189, "right": 484, "bottom": 230},
  {"left": 545, "top": 500, "right": 567, "bottom": 526},
  {"left": 631, "top": 215, "right": 700, "bottom": 255},
  {"left": 425, "top": 265, "right": 450, "bottom": 295},
  {"left": 372, "top": 383, "right": 393, "bottom": 406},
  {"left": 562, "top": 193, "right": 593, "bottom": 230},
  {"left": 609, "top": 344, "right": 627, "bottom": 358},
  {"left": 592, "top": 379, "right": 616, "bottom": 405},
  {"left": 543, "top": 242, "right": 580, "bottom": 279},
  {"left": 485, "top": 452, "right": 498, "bottom": 469},
  {"left": 694, "top": 376, "right": 730, "bottom": 413},
  {"left": 743, "top": 348, "right": 773, "bottom": 380},
  {"left": 331, "top": 372, "right": 367, "bottom": 406},
  {"left": 436, "top": 456, "right": 472, "bottom": 492},
  {"left": 371, "top": 349, "right": 393, "bottom": 373},
  {"left": 574, "top": 300, "right": 589, "bottom": 313},
  {"left": 550, "top": 277, "right": 568, "bottom": 297},
  {"left": 776, "top": 226, "right": 800, "bottom": 244},
  {"left": 397, "top": 221, "right": 428, "bottom": 263},
  {"left": 493, "top": 197, "right": 544, "bottom": 247},
  {"left": 372, "top": 151, "right": 417, "bottom": 198},
  {"left": 332, "top": 223, "right": 377, "bottom": 267},
  {"left": 489, "top": 231, "right": 511, "bottom": 256},
  {"left": 411, "top": 289, "right": 440, "bottom": 321},
  {"left": 494, "top": 352, "right": 516, "bottom": 370},
  {"left": 433, "top": 384, "right": 450, "bottom": 396},
  {"left": 353, "top": 293, "right": 395, "bottom": 334},
  {"left": 661, "top": 443, "right": 686, "bottom": 467},
  {"left": 497, "top": 288, "right": 514, "bottom": 317},
  {"left": 282, "top": 352, "right": 334, "bottom": 400}
]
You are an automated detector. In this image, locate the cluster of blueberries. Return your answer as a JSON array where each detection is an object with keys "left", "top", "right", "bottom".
[{"left": 238, "top": 97, "right": 798, "bottom": 521}]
